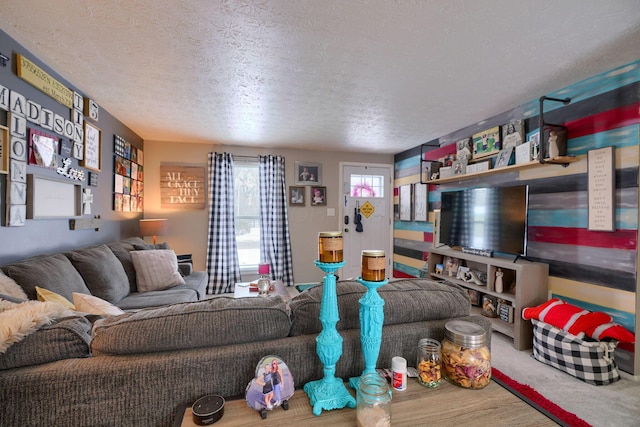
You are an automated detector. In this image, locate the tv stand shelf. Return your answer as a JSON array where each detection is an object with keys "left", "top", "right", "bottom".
[{"left": 427, "top": 246, "right": 548, "bottom": 350}]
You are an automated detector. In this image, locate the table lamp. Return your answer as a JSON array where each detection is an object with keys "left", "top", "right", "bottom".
[{"left": 139, "top": 218, "right": 168, "bottom": 245}]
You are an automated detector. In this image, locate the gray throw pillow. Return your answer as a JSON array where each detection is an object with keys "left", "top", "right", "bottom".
[
  {"left": 3, "top": 254, "right": 91, "bottom": 301},
  {"left": 67, "top": 245, "right": 130, "bottom": 303}
]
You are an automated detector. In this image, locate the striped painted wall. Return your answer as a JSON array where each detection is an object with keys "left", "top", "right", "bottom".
[{"left": 394, "top": 60, "right": 640, "bottom": 364}]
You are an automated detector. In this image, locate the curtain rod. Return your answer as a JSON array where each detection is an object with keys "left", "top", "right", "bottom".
[{"left": 233, "top": 155, "right": 259, "bottom": 160}]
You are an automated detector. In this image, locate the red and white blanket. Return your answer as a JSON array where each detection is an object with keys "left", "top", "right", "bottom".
[{"left": 522, "top": 298, "right": 635, "bottom": 343}]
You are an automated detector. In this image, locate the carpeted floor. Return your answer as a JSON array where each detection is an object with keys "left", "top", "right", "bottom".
[{"left": 491, "top": 331, "right": 640, "bottom": 427}]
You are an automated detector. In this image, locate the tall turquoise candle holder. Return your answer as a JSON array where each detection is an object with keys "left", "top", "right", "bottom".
[
  {"left": 349, "top": 277, "right": 388, "bottom": 390},
  {"left": 303, "top": 260, "right": 356, "bottom": 416}
]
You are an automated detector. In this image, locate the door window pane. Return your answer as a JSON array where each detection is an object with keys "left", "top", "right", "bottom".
[{"left": 350, "top": 174, "right": 384, "bottom": 198}]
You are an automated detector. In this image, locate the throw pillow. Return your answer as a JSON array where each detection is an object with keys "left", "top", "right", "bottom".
[
  {"left": 35, "top": 287, "right": 76, "bottom": 310},
  {"left": 67, "top": 245, "right": 130, "bottom": 303},
  {"left": 133, "top": 242, "right": 171, "bottom": 250},
  {"left": 73, "top": 293, "right": 125, "bottom": 317},
  {"left": 0, "top": 270, "right": 28, "bottom": 300},
  {"left": 2, "top": 253, "right": 91, "bottom": 301},
  {"left": 130, "top": 249, "right": 185, "bottom": 292},
  {"left": 523, "top": 298, "right": 635, "bottom": 343}
]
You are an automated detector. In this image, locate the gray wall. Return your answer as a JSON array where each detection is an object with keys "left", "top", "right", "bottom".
[{"left": 0, "top": 29, "right": 143, "bottom": 264}]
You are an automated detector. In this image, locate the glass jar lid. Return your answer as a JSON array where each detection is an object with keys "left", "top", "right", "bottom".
[
  {"left": 444, "top": 320, "right": 487, "bottom": 348},
  {"left": 319, "top": 231, "right": 343, "bottom": 237},
  {"left": 362, "top": 250, "right": 385, "bottom": 257}
]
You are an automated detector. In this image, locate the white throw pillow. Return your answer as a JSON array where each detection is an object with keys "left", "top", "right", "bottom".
[
  {"left": 130, "top": 250, "right": 185, "bottom": 292},
  {"left": 73, "top": 293, "right": 125, "bottom": 316}
]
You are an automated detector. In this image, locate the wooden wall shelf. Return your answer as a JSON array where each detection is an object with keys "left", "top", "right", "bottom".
[{"left": 426, "top": 156, "right": 580, "bottom": 185}]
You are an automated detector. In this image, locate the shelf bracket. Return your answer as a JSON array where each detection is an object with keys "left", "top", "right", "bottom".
[
  {"left": 420, "top": 142, "right": 440, "bottom": 184},
  {"left": 538, "top": 96, "right": 571, "bottom": 166}
]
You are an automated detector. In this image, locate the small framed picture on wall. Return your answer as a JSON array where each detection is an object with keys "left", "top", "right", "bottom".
[
  {"left": 295, "top": 161, "right": 322, "bottom": 185},
  {"left": 289, "top": 186, "right": 305, "bottom": 206}
]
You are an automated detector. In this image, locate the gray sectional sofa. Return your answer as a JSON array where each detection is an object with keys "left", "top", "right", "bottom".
[
  {"left": 0, "top": 237, "right": 208, "bottom": 310},
  {"left": 0, "top": 276, "right": 491, "bottom": 427}
]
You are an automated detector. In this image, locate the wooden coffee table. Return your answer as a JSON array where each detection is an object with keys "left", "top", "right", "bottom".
[{"left": 178, "top": 376, "right": 556, "bottom": 426}]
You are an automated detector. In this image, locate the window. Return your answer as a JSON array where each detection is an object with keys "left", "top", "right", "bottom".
[
  {"left": 233, "top": 161, "right": 261, "bottom": 267},
  {"left": 350, "top": 174, "right": 385, "bottom": 198}
]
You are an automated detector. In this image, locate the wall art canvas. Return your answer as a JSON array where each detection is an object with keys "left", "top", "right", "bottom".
[
  {"left": 28, "top": 128, "right": 59, "bottom": 169},
  {"left": 289, "top": 186, "right": 305, "bottom": 206},
  {"left": 399, "top": 184, "right": 412, "bottom": 221},
  {"left": 472, "top": 126, "right": 501, "bottom": 159}
]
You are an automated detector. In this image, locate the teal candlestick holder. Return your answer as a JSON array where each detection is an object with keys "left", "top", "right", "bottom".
[
  {"left": 349, "top": 277, "right": 388, "bottom": 390},
  {"left": 303, "top": 260, "right": 356, "bottom": 416}
]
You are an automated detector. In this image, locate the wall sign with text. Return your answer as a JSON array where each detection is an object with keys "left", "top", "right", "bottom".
[{"left": 160, "top": 164, "right": 206, "bottom": 209}]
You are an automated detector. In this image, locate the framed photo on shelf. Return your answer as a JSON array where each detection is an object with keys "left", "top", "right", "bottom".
[
  {"left": 310, "top": 186, "right": 326, "bottom": 206},
  {"left": 515, "top": 141, "right": 532, "bottom": 164},
  {"left": 295, "top": 161, "right": 321, "bottom": 185},
  {"left": 495, "top": 147, "right": 513, "bottom": 168},
  {"left": 82, "top": 121, "right": 102, "bottom": 171},
  {"left": 452, "top": 158, "right": 467, "bottom": 175},
  {"left": 289, "top": 186, "right": 305, "bottom": 206},
  {"left": 528, "top": 131, "right": 541, "bottom": 161},
  {"left": 501, "top": 119, "right": 525, "bottom": 150},
  {"left": 455, "top": 137, "right": 473, "bottom": 161},
  {"left": 472, "top": 126, "right": 501, "bottom": 159}
]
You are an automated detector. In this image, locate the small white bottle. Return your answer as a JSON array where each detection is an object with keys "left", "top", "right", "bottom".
[{"left": 391, "top": 356, "right": 407, "bottom": 391}]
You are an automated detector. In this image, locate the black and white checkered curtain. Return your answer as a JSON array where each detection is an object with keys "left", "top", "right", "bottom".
[
  {"left": 259, "top": 155, "right": 294, "bottom": 287},
  {"left": 205, "top": 152, "right": 241, "bottom": 294}
]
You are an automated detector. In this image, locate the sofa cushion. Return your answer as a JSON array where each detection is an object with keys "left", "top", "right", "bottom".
[
  {"left": 0, "top": 316, "right": 92, "bottom": 370},
  {"left": 115, "top": 288, "right": 198, "bottom": 310},
  {"left": 130, "top": 250, "right": 185, "bottom": 292},
  {"left": 66, "top": 245, "right": 130, "bottom": 304},
  {"left": 289, "top": 279, "right": 471, "bottom": 336},
  {"left": 91, "top": 296, "right": 290, "bottom": 355},
  {"left": 2, "top": 254, "right": 91, "bottom": 301},
  {"left": 73, "top": 292, "right": 125, "bottom": 316}
]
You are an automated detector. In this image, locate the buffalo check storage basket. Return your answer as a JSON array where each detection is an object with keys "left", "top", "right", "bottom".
[{"left": 531, "top": 319, "right": 620, "bottom": 385}]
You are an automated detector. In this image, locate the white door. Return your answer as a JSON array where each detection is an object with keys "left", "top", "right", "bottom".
[{"left": 339, "top": 163, "right": 393, "bottom": 280}]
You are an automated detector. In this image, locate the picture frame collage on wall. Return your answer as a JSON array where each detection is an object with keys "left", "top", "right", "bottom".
[
  {"left": 425, "top": 118, "right": 539, "bottom": 181},
  {"left": 290, "top": 161, "right": 324, "bottom": 206},
  {"left": 113, "top": 134, "right": 144, "bottom": 212}
]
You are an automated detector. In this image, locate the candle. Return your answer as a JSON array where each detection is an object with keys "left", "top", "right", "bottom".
[
  {"left": 361, "top": 250, "right": 385, "bottom": 281},
  {"left": 318, "top": 231, "right": 343, "bottom": 263},
  {"left": 258, "top": 263, "right": 270, "bottom": 275}
]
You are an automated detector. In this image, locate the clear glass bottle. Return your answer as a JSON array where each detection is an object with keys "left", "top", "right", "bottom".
[
  {"left": 441, "top": 320, "right": 491, "bottom": 389},
  {"left": 417, "top": 338, "right": 441, "bottom": 388},
  {"left": 356, "top": 373, "right": 391, "bottom": 427}
]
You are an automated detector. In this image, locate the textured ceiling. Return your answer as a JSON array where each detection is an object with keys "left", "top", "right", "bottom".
[{"left": 0, "top": 0, "right": 639, "bottom": 154}]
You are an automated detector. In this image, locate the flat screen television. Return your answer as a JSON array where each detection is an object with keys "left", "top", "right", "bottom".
[{"left": 439, "top": 185, "right": 529, "bottom": 256}]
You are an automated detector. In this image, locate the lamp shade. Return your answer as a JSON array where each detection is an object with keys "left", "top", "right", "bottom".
[{"left": 139, "top": 219, "right": 168, "bottom": 244}]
